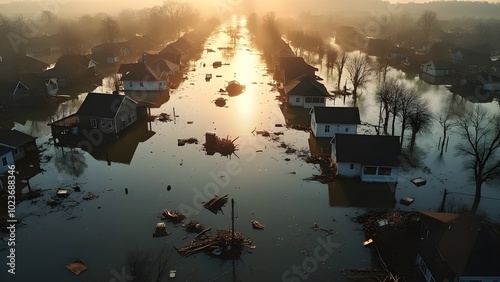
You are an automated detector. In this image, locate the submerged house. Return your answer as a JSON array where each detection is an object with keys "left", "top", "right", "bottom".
[
  {"left": 49, "top": 92, "right": 139, "bottom": 140},
  {"left": 0, "top": 129, "right": 38, "bottom": 173},
  {"left": 118, "top": 62, "right": 169, "bottom": 91},
  {"left": 331, "top": 134, "right": 401, "bottom": 182},
  {"left": 284, "top": 76, "right": 330, "bottom": 108},
  {"left": 422, "top": 60, "right": 455, "bottom": 77},
  {"left": 12, "top": 73, "right": 58, "bottom": 101},
  {"left": 42, "top": 54, "right": 97, "bottom": 87},
  {"left": 310, "top": 106, "right": 360, "bottom": 138},
  {"left": 91, "top": 42, "right": 131, "bottom": 64},
  {"left": 416, "top": 212, "right": 500, "bottom": 282}
]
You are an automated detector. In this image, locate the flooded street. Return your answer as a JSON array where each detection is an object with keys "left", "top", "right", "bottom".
[{"left": 1, "top": 16, "right": 500, "bottom": 281}]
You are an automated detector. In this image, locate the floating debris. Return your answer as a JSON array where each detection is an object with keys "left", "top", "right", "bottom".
[
  {"left": 83, "top": 192, "right": 95, "bottom": 200},
  {"left": 214, "top": 97, "right": 227, "bottom": 107},
  {"left": 183, "top": 221, "right": 206, "bottom": 233},
  {"left": 204, "top": 133, "right": 239, "bottom": 157},
  {"left": 153, "top": 222, "right": 169, "bottom": 237},
  {"left": 65, "top": 260, "right": 87, "bottom": 275},
  {"left": 251, "top": 220, "right": 265, "bottom": 230},
  {"left": 57, "top": 189, "right": 69, "bottom": 197},
  {"left": 73, "top": 184, "right": 81, "bottom": 192},
  {"left": 157, "top": 113, "right": 173, "bottom": 122},
  {"left": 312, "top": 222, "right": 333, "bottom": 235},
  {"left": 47, "top": 198, "right": 60, "bottom": 207},
  {"left": 176, "top": 228, "right": 254, "bottom": 259},
  {"left": 226, "top": 80, "right": 246, "bottom": 96},
  {"left": 410, "top": 177, "right": 427, "bottom": 187},
  {"left": 169, "top": 270, "right": 177, "bottom": 278},
  {"left": 399, "top": 197, "right": 415, "bottom": 206},
  {"left": 178, "top": 138, "right": 199, "bottom": 146},
  {"left": 205, "top": 73, "right": 212, "bottom": 81},
  {"left": 255, "top": 130, "right": 270, "bottom": 137},
  {"left": 203, "top": 194, "right": 228, "bottom": 214},
  {"left": 163, "top": 209, "right": 186, "bottom": 223},
  {"left": 213, "top": 61, "right": 222, "bottom": 68},
  {"left": 303, "top": 152, "right": 336, "bottom": 184}
]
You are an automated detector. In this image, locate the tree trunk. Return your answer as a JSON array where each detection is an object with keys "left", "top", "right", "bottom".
[
  {"left": 409, "top": 130, "right": 417, "bottom": 152},
  {"left": 337, "top": 74, "right": 341, "bottom": 90},
  {"left": 383, "top": 103, "right": 389, "bottom": 135},
  {"left": 400, "top": 118, "right": 406, "bottom": 148},
  {"left": 391, "top": 111, "right": 397, "bottom": 136},
  {"left": 471, "top": 180, "right": 482, "bottom": 212},
  {"left": 441, "top": 128, "right": 447, "bottom": 152}
]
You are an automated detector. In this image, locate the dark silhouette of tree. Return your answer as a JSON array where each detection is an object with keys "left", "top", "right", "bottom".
[
  {"left": 417, "top": 10, "right": 438, "bottom": 42},
  {"left": 102, "top": 16, "right": 119, "bottom": 43},
  {"left": 375, "top": 79, "right": 397, "bottom": 135},
  {"left": 346, "top": 53, "right": 371, "bottom": 97},
  {"left": 398, "top": 86, "right": 419, "bottom": 147},
  {"left": 407, "top": 98, "right": 433, "bottom": 152},
  {"left": 389, "top": 81, "right": 405, "bottom": 136},
  {"left": 59, "top": 22, "right": 83, "bottom": 55},
  {"left": 436, "top": 108, "right": 458, "bottom": 153},
  {"left": 455, "top": 105, "right": 500, "bottom": 212},
  {"left": 325, "top": 47, "right": 337, "bottom": 72},
  {"left": 162, "top": 0, "right": 199, "bottom": 39},
  {"left": 334, "top": 51, "right": 348, "bottom": 90}
]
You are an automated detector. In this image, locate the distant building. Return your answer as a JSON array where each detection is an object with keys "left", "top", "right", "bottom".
[
  {"left": 274, "top": 57, "right": 318, "bottom": 85},
  {"left": 118, "top": 62, "right": 169, "bottom": 91},
  {"left": 0, "top": 129, "right": 38, "bottom": 173},
  {"left": 422, "top": 60, "right": 455, "bottom": 77},
  {"left": 310, "top": 106, "right": 360, "bottom": 138}
]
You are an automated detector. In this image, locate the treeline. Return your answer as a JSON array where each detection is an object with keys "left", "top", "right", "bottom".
[{"left": 0, "top": 0, "right": 201, "bottom": 56}]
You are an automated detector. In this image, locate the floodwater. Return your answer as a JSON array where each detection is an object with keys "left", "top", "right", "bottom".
[{"left": 1, "top": 16, "right": 500, "bottom": 281}]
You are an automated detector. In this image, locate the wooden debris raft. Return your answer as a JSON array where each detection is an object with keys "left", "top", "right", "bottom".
[
  {"left": 203, "top": 194, "right": 228, "bottom": 214},
  {"left": 66, "top": 260, "right": 87, "bottom": 275},
  {"left": 153, "top": 222, "right": 169, "bottom": 237},
  {"left": 176, "top": 228, "right": 255, "bottom": 260},
  {"left": 162, "top": 210, "right": 186, "bottom": 223}
]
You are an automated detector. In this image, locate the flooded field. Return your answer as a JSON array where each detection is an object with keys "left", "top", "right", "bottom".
[{"left": 1, "top": 16, "right": 500, "bottom": 281}]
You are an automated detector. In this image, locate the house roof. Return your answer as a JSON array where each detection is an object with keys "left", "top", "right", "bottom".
[
  {"left": 139, "top": 53, "right": 181, "bottom": 66},
  {"left": 284, "top": 75, "right": 330, "bottom": 97},
  {"left": 15, "top": 73, "right": 47, "bottom": 97},
  {"left": 333, "top": 134, "right": 401, "bottom": 166},
  {"left": 311, "top": 106, "right": 361, "bottom": 124},
  {"left": 147, "top": 58, "right": 178, "bottom": 73},
  {"left": 419, "top": 211, "right": 460, "bottom": 223},
  {"left": 159, "top": 43, "right": 185, "bottom": 55},
  {"left": 77, "top": 93, "right": 137, "bottom": 119},
  {"left": 0, "top": 128, "right": 36, "bottom": 148},
  {"left": 54, "top": 54, "right": 92, "bottom": 73},
  {"left": 92, "top": 42, "right": 126, "bottom": 55},
  {"left": 0, "top": 145, "right": 13, "bottom": 156},
  {"left": 120, "top": 62, "right": 165, "bottom": 81},
  {"left": 278, "top": 57, "right": 318, "bottom": 82},
  {"left": 420, "top": 212, "right": 500, "bottom": 278}
]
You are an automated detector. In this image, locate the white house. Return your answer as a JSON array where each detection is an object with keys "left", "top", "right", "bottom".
[
  {"left": 284, "top": 76, "right": 330, "bottom": 108},
  {"left": 331, "top": 134, "right": 401, "bottom": 183},
  {"left": 422, "top": 60, "right": 455, "bottom": 77},
  {"left": 310, "top": 106, "right": 360, "bottom": 138},
  {"left": 0, "top": 146, "right": 15, "bottom": 174},
  {"left": 119, "top": 62, "right": 168, "bottom": 91}
]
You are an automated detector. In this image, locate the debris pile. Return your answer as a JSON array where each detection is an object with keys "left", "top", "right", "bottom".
[
  {"left": 214, "top": 97, "right": 227, "bottom": 107},
  {"left": 153, "top": 222, "right": 169, "bottom": 237},
  {"left": 176, "top": 228, "right": 255, "bottom": 259},
  {"left": 204, "top": 135, "right": 239, "bottom": 157},
  {"left": 183, "top": 221, "right": 205, "bottom": 233},
  {"left": 354, "top": 210, "right": 420, "bottom": 236},
  {"left": 177, "top": 138, "right": 198, "bottom": 146},
  {"left": 157, "top": 113, "right": 173, "bottom": 122},
  {"left": 303, "top": 152, "right": 336, "bottom": 184},
  {"left": 251, "top": 220, "right": 265, "bottom": 230}
]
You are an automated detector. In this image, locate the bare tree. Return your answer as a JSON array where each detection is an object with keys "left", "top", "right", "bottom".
[
  {"left": 375, "top": 79, "right": 397, "bottom": 135},
  {"left": 407, "top": 98, "right": 433, "bottom": 152},
  {"left": 334, "top": 51, "right": 348, "bottom": 90},
  {"left": 398, "top": 86, "right": 419, "bottom": 147},
  {"left": 417, "top": 10, "right": 438, "bottom": 42},
  {"left": 102, "top": 16, "right": 119, "bottom": 43},
  {"left": 325, "top": 47, "right": 337, "bottom": 71},
  {"left": 162, "top": 0, "right": 199, "bottom": 39},
  {"left": 436, "top": 109, "right": 458, "bottom": 153},
  {"left": 59, "top": 22, "right": 83, "bottom": 55},
  {"left": 346, "top": 53, "right": 372, "bottom": 97},
  {"left": 455, "top": 105, "right": 500, "bottom": 212},
  {"left": 389, "top": 81, "right": 405, "bottom": 136}
]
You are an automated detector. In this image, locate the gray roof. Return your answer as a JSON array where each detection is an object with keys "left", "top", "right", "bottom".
[
  {"left": 77, "top": 93, "right": 137, "bottom": 119},
  {"left": 311, "top": 106, "right": 360, "bottom": 124},
  {"left": 284, "top": 76, "right": 330, "bottom": 97},
  {"left": 333, "top": 134, "right": 401, "bottom": 166},
  {"left": 0, "top": 128, "right": 36, "bottom": 148},
  {"left": 0, "top": 145, "right": 12, "bottom": 156}
]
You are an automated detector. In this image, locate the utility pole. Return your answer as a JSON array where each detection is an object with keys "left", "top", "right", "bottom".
[
  {"left": 439, "top": 188, "right": 448, "bottom": 212},
  {"left": 231, "top": 198, "right": 235, "bottom": 244}
]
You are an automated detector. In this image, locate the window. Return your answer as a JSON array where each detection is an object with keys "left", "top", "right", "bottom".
[
  {"left": 349, "top": 164, "right": 354, "bottom": 170},
  {"left": 363, "top": 166, "right": 377, "bottom": 175},
  {"left": 140, "top": 82, "right": 144, "bottom": 87},
  {"left": 2, "top": 157, "right": 7, "bottom": 166},
  {"left": 128, "top": 112, "right": 136, "bottom": 124},
  {"left": 13, "top": 148, "right": 20, "bottom": 155},
  {"left": 345, "top": 128, "right": 349, "bottom": 132},
  {"left": 122, "top": 117, "right": 127, "bottom": 127},
  {"left": 305, "top": 97, "right": 312, "bottom": 103},
  {"left": 129, "top": 82, "right": 133, "bottom": 87},
  {"left": 378, "top": 167, "right": 392, "bottom": 175},
  {"left": 295, "top": 97, "right": 300, "bottom": 103},
  {"left": 319, "top": 98, "right": 324, "bottom": 103},
  {"left": 101, "top": 120, "right": 112, "bottom": 130},
  {"left": 325, "top": 125, "right": 330, "bottom": 133},
  {"left": 90, "top": 118, "right": 97, "bottom": 128}
]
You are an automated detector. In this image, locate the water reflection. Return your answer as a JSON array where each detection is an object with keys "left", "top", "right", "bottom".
[
  {"left": 54, "top": 146, "right": 88, "bottom": 177},
  {"left": 327, "top": 179, "right": 397, "bottom": 208},
  {"left": 124, "top": 90, "right": 170, "bottom": 108}
]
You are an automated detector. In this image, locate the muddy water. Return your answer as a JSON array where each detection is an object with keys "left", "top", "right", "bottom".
[{"left": 1, "top": 16, "right": 499, "bottom": 281}]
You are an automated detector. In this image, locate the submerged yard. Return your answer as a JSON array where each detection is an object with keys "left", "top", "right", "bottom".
[{"left": 1, "top": 16, "right": 500, "bottom": 281}]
